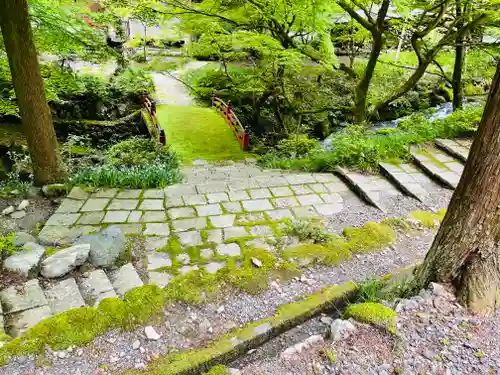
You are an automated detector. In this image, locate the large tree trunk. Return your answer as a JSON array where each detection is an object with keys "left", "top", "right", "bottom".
[
  {"left": 0, "top": 0, "right": 63, "bottom": 185},
  {"left": 452, "top": 0, "right": 466, "bottom": 111},
  {"left": 415, "top": 61, "right": 500, "bottom": 316}
]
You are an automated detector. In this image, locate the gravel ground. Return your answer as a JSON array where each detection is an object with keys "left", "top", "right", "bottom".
[
  {"left": 233, "top": 284, "right": 500, "bottom": 375},
  {"left": 0, "top": 225, "right": 437, "bottom": 375},
  {"left": 0, "top": 182, "right": 452, "bottom": 375},
  {"left": 0, "top": 197, "right": 57, "bottom": 235}
]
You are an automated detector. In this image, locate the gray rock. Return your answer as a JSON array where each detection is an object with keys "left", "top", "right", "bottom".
[
  {"left": 430, "top": 282, "right": 447, "bottom": 297},
  {"left": 132, "top": 340, "right": 141, "bottom": 350},
  {"left": 13, "top": 232, "right": 36, "bottom": 247},
  {"left": 330, "top": 319, "right": 356, "bottom": 341},
  {"left": 2, "top": 206, "right": 14, "bottom": 216},
  {"left": 75, "top": 227, "right": 126, "bottom": 268},
  {"left": 199, "top": 318, "right": 211, "bottom": 333},
  {"left": 251, "top": 257, "right": 262, "bottom": 268},
  {"left": 17, "top": 200, "right": 29, "bottom": 211},
  {"left": 148, "top": 272, "right": 172, "bottom": 288},
  {"left": 42, "top": 183, "right": 67, "bottom": 198},
  {"left": 41, "top": 244, "right": 90, "bottom": 278},
  {"left": 4, "top": 242, "right": 46, "bottom": 277},
  {"left": 145, "top": 326, "right": 161, "bottom": 340}
]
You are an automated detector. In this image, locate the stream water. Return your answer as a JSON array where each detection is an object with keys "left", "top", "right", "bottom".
[{"left": 321, "top": 100, "right": 481, "bottom": 150}]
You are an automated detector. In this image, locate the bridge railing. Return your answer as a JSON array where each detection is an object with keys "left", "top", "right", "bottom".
[
  {"left": 142, "top": 93, "right": 166, "bottom": 145},
  {"left": 212, "top": 96, "right": 249, "bottom": 150}
]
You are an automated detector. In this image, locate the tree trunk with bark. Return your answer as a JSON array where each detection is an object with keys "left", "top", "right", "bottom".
[
  {"left": 415, "top": 61, "right": 500, "bottom": 316},
  {"left": 0, "top": 0, "right": 63, "bottom": 185}
]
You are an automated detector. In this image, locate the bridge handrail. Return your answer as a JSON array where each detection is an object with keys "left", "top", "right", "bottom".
[{"left": 212, "top": 96, "right": 249, "bottom": 150}]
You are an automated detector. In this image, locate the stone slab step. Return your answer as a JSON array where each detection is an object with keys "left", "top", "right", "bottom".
[
  {"left": 378, "top": 162, "right": 430, "bottom": 202},
  {"left": 335, "top": 167, "right": 391, "bottom": 211},
  {"left": 78, "top": 270, "right": 118, "bottom": 306},
  {"left": 44, "top": 278, "right": 86, "bottom": 314},
  {"left": 435, "top": 138, "right": 469, "bottom": 163},
  {"left": 411, "top": 146, "right": 462, "bottom": 189},
  {"left": 108, "top": 263, "right": 144, "bottom": 297},
  {"left": 0, "top": 280, "right": 51, "bottom": 337}
]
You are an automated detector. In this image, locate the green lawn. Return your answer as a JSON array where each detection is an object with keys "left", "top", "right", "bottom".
[{"left": 156, "top": 104, "right": 248, "bottom": 163}]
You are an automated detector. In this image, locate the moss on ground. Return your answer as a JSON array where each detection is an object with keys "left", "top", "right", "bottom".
[
  {"left": 343, "top": 302, "right": 397, "bottom": 334},
  {"left": 381, "top": 218, "right": 411, "bottom": 233},
  {"left": 0, "top": 285, "right": 166, "bottom": 365},
  {"left": 343, "top": 222, "right": 395, "bottom": 253},
  {"left": 409, "top": 211, "right": 438, "bottom": 228},
  {"left": 120, "top": 281, "right": 357, "bottom": 375},
  {"left": 203, "top": 365, "right": 231, "bottom": 375},
  {"left": 281, "top": 236, "right": 352, "bottom": 265},
  {"left": 156, "top": 104, "right": 248, "bottom": 163}
]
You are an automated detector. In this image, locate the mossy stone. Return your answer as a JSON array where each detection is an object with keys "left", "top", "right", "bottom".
[
  {"left": 344, "top": 222, "right": 395, "bottom": 253},
  {"left": 343, "top": 302, "right": 397, "bottom": 334}
]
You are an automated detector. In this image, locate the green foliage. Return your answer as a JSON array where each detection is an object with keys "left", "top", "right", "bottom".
[
  {"left": 281, "top": 240, "right": 352, "bottom": 265},
  {"left": 284, "top": 219, "right": 329, "bottom": 242},
  {"left": 277, "top": 135, "right": 320, "bottom": 157},
  {"left": 357, "top": 279, "right": 384, "bottom": 303},
  {"left": 70, "top": 160, "right": 181, "bottom": 189},
  {"left": 409, "top": 211, "right": 438, "bottom": 228},
  {"left": 343, "top": 222, "right": 395, "bottom": 253},
  {"left": 261, "top": 105, "right": 482, "bottom": 172},
  {"left": 109, "top": 68, "right": 155, "bottom": 99},
  {"left": 0, "top": 233, "right": 17, "bottom": 258},
  {"left": 343, "top": 302, "right": 397, "bottom": 334},
  {"left": 107, "top": 139, "right": 174, "bottom": 167}
]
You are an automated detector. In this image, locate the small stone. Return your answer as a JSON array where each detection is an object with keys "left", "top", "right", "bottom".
[
  {"left": 145, "top": 326, "right": 161, "bottom": 340},
  {"left": 330, "top": 319, "right": 356, "bottom": 341},
  {"left": 217, "top": 305, "right": 225, "bottom": 314},
  {"left": 57, "top": 351, "right": 67, "bottom": 359},
  {"left": 229, "top": 368, "right": 242, "bottom": 375},
  {"left": 430, "top": 282, "right": 447, "bottom": 296},
  {"left": 176, "top": 253, "right": 190, "bottom": 265},
  {"left": 132, "top": 340, "right": 141, "bottom": 350},
  {"left": 199, "top": 318, "right": 211, "bottom": 333},
  {"left": 2, "top": 206, "right": 15, "bottom": 216},
  {"left": 251, "top": 257, "right": 262, "bottom": 268},
  {"left": 110, "top": 354, "right": 119, "bottom": 363},
  {"left": 200, "top": 248, "right": 214, "bottom": 259},
  {"left": 17, "top": 200, "right": 29, "bottom": 211}
]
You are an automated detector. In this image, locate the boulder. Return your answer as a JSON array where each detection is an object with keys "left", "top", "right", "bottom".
[
  {"left": 13, "top": 232, "right": 37, "bottom": 247},
  {"left": 3, "top": 242, "right": 46, "bottom": 277},
  {"left": 41, "top": 184, "right": 67, "bottom": 198},
  {"left": 40, "top": 244, "right": 90, "bottom": 278},
  {"left": 75, "top": 227, "right": 126, "bottom": 268}
]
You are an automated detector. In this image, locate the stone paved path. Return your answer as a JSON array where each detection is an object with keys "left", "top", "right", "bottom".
[
  {"left": 0, "top": 138, "right": 471, "bottom": 338},
  {"left": 152, "top": 61, "right": 208, "bottom": 105}
]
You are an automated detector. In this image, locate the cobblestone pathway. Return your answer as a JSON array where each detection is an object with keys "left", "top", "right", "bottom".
[{"left": 0, "top": 139, "right": 470, "bottom": 339}]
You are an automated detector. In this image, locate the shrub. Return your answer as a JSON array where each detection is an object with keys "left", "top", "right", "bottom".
[
  {"left": 261, "top": 105, "right": 482, "bottom": 172},
  {"left": 107, "top": 138, "right": 174, "bottom": 167},
  {"left": 277, "top": 135, "right": 320, "bottom": 157},
  {"left": 110, "top": 68, "right": 155, "bottom": 101}
]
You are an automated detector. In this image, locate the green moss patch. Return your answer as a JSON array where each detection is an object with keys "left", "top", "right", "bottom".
[
  {"left": 409, "top": 211, "right": 438, "bottom": 228},
  {"left": 281, "top": 236, "right": 352, "bottom": 265},
  {"left": 436, "top": 208, "right": 447, "bottom": 222},
  {"left": 343, "top": 222, "right": 395, "bottom": 253},
  {"left": 203, "top": 365, "right": 231, "bottom": 375},
  {"left": 0, "top": 285, "right": 166, "bottom": 364},
  {"left": 343, "top": 302, "right": 397, "bottom": 334}
]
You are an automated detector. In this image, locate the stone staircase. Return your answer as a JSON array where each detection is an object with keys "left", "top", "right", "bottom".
[
  {"left": 0, "top": 137, "right": 472, "bottom": 339},
  {"left": 0, "top": 262, "right": 144, "bottom": 337}
]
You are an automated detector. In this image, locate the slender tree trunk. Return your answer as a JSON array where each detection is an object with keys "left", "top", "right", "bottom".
[
  {"left": 415, "top": 61, "right": 500, "bottom": 316},
  {"left": 452, "top": 0, "right": 466, "bottom": 110},
  {"left": 0, "top": 0, "right": 63, "bottom": 185},
  {"left": 354, "top": 31, "right": 383, "bottom": 122}
]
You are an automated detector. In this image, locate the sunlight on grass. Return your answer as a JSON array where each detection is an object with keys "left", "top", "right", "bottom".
[{"left": 157, "top": 104, "right": 248, "bottom": 163}]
